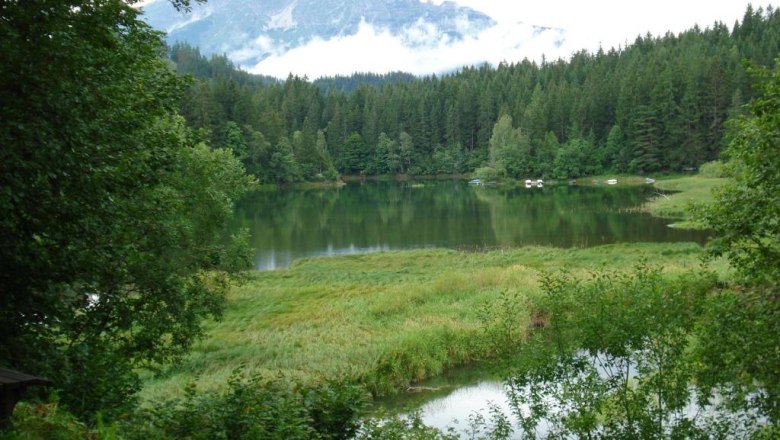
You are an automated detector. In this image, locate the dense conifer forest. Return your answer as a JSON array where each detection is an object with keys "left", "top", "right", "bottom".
[{"left": 170, "top": 5, "right": 779, "bottom": 183}]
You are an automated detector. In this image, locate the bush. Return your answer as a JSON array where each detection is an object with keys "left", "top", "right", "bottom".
[
  {"left": 0, "top": 401, "right": 118, "bottom": 440},
  {"left": 698, "top": 160, "right": 729, "bottom": 177},
  {"left": 123, "top": 371, "right": 367, "bottom": 440},
  {"left": 322, "top": 167, "right": 340, "bottom": 182},
  {"left": 472, "top": 166, "right": 501, "bottom": 182}
]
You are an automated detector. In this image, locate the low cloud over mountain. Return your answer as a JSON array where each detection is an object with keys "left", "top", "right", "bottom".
[{"left": 141, "top": 0, "right": 566, "bottom": 78}]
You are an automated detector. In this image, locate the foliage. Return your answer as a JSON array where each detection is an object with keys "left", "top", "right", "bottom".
[
  {"left": 502, "top": 265, "right": 768, "bottom": 438},
  {"left": 356, "top": 412, "right": 459, "bottom": 440},
  {"left": 0, "top": 0, "right": 252, "bottom": 421},
  {"left": 696, "top": 58, "right": 780, "bottom": 286},
  {"left": 124, "top": 370, "right": 367, "bottom": 440},
  {"left": 472, "top": 166, "right": 501, "bottom": 182},
  {"left": 691, "top": 57, "right": 780, "bottom": 426},
  {"left": 552, "top": 137, "right": 600, "bottom": 179},
  {"left": 487, "top": 115, "right": 531, "bottom": 178},
  {"left": 697, "top": 160, "right": 729, "bottom": 178},
  {"left": 477, "top": 289, "right": 528, "bottom": 356},
  {"left": 0, "top": 401, "right": 99, "bottom": 440}
]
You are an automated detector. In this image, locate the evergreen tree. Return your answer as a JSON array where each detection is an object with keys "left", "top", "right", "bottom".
[
  {"left": 603, "top": 124, "right": 626, "bottom": 171},
  {"left": 337, "top": 132, "right": 367, "bottom": 174},
  {"left": 628, "top": 105, "right": 662, "bottom": 173}
]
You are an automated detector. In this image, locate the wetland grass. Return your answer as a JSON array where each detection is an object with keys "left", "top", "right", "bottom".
[{"left": 140, "top": 243, "right": 718, "bottom": 402}]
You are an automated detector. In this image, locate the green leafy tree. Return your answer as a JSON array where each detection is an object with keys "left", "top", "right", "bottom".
[
  {"left": 245, "top": 129, "right": 272, "bottom": 181},
  {"left": 553, "top": 137, "right": 598, "bottom": 179},
  {"left": 223, "top": 121, "right": 248, "bottom": 161},
  {"left": 488, "top": 114, "right": 531, "bottom": 178},
  {"left": 698, "top": 59, "right": 780, "bottom": 285},
  {"left": 270, "top": 137, "right": 302, "bottom": 184},
  {"left": 374, "top": 132, "right": 399, "bottom": 174},
  {"left": 0, "top": 0, "right": 252, "bottom": 419},
  {"left": 337, "top": 132, "right": 367, "bottom": 174},
  {"left": 690, "top": 61, "right": 780, "bottom": 427}
]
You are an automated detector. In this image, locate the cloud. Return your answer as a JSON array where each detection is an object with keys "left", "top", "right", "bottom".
[
  {"left": 247, "top": 18, "right": 567, "bottom": 79},
  {"left": 149, "top": 0, "right": 755, "bottom": 79}
]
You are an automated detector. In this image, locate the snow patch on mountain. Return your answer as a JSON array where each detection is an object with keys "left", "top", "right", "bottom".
[{"left": 266, "top": 1, "right": 298, "bottom": 31}]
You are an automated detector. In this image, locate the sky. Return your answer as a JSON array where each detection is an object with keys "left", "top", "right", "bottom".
[
  {"left": 141, "top": 0, "right": 760, "bottom": 79},
  {"left": 251, "top": 0, "right": 757, "bottom": 78}
]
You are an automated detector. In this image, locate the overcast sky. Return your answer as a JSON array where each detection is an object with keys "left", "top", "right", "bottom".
[
  {"left": 141, "top": 0, "right": 762, "bottom": 78},
  {"left": 251, "top": 0, "right": 758, "bottom": 78}
]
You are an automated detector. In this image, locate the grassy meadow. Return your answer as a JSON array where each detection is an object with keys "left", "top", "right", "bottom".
[
  {"left": 642, "top": 175, "right": 727, "bottom": 227},
  {"left": 141, "top": 241, "right": 726, "bottom": 403}
]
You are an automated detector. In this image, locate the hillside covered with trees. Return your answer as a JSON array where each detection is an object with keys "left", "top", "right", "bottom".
[{"left": 171, "top": 5, "right": 779, "bottom": 183}]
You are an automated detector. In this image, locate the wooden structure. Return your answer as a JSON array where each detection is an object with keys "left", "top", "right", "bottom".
[{"left": 0, "top": 368, "right": 52, "bottom": 428}]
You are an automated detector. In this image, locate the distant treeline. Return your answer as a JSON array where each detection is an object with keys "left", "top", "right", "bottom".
[{"left": 169, "top": 5, "right": 780, "bottom": 183}]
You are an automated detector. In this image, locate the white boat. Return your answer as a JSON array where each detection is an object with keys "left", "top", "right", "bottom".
[
  {"left": 645, "top": 177, "right": 656, "bottom": 184},
  {"left": 607, "top": 179, "right": 617, "bottom": 185},
  {"left": 468, "top": 178, "right": 482, "bottom": 186},
  {"left": 536, "top": 179, "right": 544, "bottom": 188},
  {"left": 525, "top": 179, "right": 533, "bottom": 188}
]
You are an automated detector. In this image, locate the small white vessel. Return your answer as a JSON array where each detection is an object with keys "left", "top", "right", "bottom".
[{"left": 607, "top": 179, "right": 618, "bottom": 185}]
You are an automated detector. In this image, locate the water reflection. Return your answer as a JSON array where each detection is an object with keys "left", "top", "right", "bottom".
[
  {"left": 230, "top": 181, "right": 709, "bottom": 270},
  {"left": 416, "top": 381, "right": 523, "bottom": 438}
]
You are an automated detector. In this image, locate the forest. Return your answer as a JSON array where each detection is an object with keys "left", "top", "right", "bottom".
[{"left": 170, "top": 5, "right": 780, "bottom": 183}]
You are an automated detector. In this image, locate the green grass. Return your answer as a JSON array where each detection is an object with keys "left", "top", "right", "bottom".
[
  {"left": 140, "top": 242, "right": 722, "bottom": 403},
  {"left": 642, "top": 175, "right": 728, "bottom": 227}
]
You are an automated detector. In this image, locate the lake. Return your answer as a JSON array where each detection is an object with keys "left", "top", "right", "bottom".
[{"left": 231, "top": 180, "right": 708, "bottom": 270}]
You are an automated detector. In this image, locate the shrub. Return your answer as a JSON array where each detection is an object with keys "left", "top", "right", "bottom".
[
  {"left": 472, "top": 166, "right": 501, "bottom": 182},
  {"left": 123, "top": 371, "right": 367, "bottom": 440},
  {"left": 698, "top": 160, "right": 729, "bottom": 177}
]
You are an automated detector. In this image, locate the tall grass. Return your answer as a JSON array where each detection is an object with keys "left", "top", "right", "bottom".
[{"left": 140, "top": 243, "right": 717, "bottom": 403}]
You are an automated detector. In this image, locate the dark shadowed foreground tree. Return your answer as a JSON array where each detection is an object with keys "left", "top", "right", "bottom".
[{"left": 0, "top": 0, "right": 252, "bottom": 419}]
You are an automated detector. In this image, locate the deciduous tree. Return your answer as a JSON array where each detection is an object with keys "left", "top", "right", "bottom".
[{"left": 0, "top": 0, "right": 252, "bottom": 419}]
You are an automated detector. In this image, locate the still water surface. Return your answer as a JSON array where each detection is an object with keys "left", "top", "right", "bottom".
[{"left": 231, "top": 180, "right": 708, "bottom": 270}]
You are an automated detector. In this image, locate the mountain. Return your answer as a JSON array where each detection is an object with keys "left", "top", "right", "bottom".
[{"left": 141, "top": 0, "right": 495, "bottom": 66}]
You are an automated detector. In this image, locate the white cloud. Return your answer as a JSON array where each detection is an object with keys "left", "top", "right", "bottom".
[
  {"left": 146, "top": 0, "right": 757, "bottom": 79},
  {"left": 402, "top": 18, "right": 444, "bottom": 47},
  {"left": 246, "top": 0, "right": 756, "bottom": 79},
  {"left": 163, "top": 6, "right": 213, "bottom": 33},
  {"left": 449, "top": 0, "right": 756, "bottom": 53},
  {"left": 248, "top": 18, "right": 567, "bottom": 79}
]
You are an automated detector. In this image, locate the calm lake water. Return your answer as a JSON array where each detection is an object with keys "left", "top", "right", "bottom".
[{"left": 231, "top": 180, "right": 708, "bottom": 270}]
